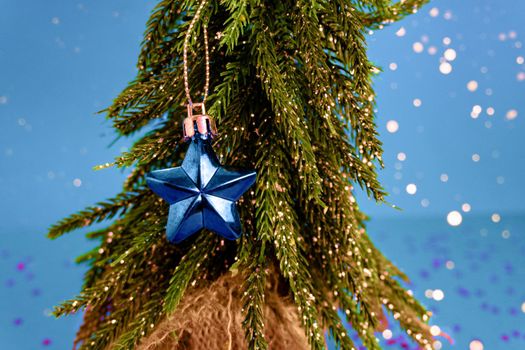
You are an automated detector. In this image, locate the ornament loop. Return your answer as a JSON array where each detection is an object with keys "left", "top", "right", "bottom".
[
  {"left": 183, "top": 103, "right": 217, "bottom": 140},
  {"left": 183, "top": 0, "right": 210, "bottom": 106}
]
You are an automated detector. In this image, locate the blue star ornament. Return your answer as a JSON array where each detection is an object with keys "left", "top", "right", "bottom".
[{"left": 146, "top": 137, "right": 256, "bottom": 243}]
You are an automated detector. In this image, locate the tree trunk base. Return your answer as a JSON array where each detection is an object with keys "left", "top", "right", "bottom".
[{"left": 138, "top": 272, "right": 309, "bottom": 350}]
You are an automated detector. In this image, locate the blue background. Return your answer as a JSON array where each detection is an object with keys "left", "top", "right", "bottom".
[{"left": 0, "top": 1, "right": 524, "bottom": 349}]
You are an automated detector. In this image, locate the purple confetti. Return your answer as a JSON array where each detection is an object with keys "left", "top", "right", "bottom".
[
  {"left": 457, "top": 286, "right": 470, "bottom": 297},
  {"left": 5, "top": 278, "right": 15, "bottom": 287},
  {"left": 16, "top": 262, "right": 25, "bottom": 271}
]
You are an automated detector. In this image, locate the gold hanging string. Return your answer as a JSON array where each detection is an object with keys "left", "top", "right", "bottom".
[{"left": 183, "top": 0, "right": 210, "bottom": 107}]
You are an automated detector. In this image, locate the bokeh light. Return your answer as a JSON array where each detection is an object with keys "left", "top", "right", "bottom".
[
  {"left": 506, "top": 109, "right": 518, "bottom": 120},
  {"left": 443, "top": 48, "right": 457, "bottom": 61},
  {"left": 447, "top": 211, "right": 463, "bottom": 226},
  {"left": 413, "top": 42, "right": 424, "bottom": 53},
  {"left": 491, "top": 213, "right": 501, "bottom": 223},
  {"left": 406, "top": 183, "right": 417, "bottom": 195},
  {"left": 467, "top": 80, "right": 478, "bottom": 92},
  {"left": 386, "top": 120, "right": 399, "bottom": 133},
  {"left": 430, "top": 325, "right": 441, "bottom": 336},
  {"left": 432, "top": 289, "right": 445, "bottom": 301},
  {"left": 469, "top": 340, "right": 484, "bottom": 350},
  {"left": 439, "top": 61, "right": 452, "bottom": 74},
  {"left": 396, "top": 27, "right": 406, "bottom": 37}
]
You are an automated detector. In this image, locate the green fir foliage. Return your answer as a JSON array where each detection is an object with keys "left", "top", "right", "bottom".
[{"left": 49, "top": 0, "right": 433, "bottom": 349}]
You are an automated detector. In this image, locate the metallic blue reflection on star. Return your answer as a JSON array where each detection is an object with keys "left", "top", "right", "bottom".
[{"left": 146, "top": 137, "right": 256, "bottom": 243}]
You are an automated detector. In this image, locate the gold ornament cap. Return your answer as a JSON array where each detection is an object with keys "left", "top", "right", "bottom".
[{"left": 183, "top": 103, "right": 217, "bottom": 140}]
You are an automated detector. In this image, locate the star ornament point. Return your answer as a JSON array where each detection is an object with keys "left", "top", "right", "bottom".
[{"left": 146, "top": 138, "right": 256, "bottom": 243}]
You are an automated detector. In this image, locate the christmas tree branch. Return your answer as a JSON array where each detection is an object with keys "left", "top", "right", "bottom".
[
  {"left": 238, "top": 236, "right": 269, "bottom": 350},
  {"left": 164, "top": 233, "right": 219, "bottom": 312},
  {"left": 48, "top": 191, "right": 146, "bottom": 239},
  {"left": 361, "top": 0, "right": 430, "bottom": 29},
  {"left": 251, "top": 3, "right": 324, "bottom": 204},
  {"left": 219, "top": 0, "right": 250, "bottom": 53},
  {"left": 255, "top": 146, "right": 325, "bottom": 349}
]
